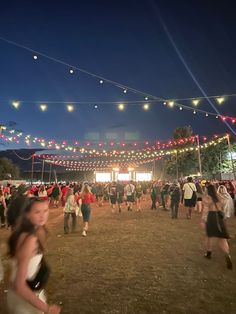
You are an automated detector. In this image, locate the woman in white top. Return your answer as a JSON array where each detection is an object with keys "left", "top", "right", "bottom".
[
  {"left": 63, "top": 188, "right": 78, "bottom": 234},
  {"left": 38, "top": 186, "right": 48, "bottom": 200},
  {"left": 182, "top": 177, "right": 197, "bottom": 219},
  {"left": 217, "top": 185, "right": 234, "bottom": 218},
  {"left": 7, "top": 197, "right": 61, "bottom": 314}
]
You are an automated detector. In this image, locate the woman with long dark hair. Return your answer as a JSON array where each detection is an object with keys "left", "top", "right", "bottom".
[
  {"left": 201, "top": 184, "right": 233, "bottom": 270},
  {"left": 7, "top": 197, "right": 61, "bottom": 314},
  {"left": 80, "top": 183, "right": 94, "bottom": 237}
]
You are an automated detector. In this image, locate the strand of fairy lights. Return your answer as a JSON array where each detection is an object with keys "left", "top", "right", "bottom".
[{"left": 0, "top": 36, "right": 235, "bottom": 123}]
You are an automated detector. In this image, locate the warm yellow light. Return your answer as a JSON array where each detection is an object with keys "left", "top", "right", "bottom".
[
  {"left": 118, "top": 103, "right": 125, "bottom": 111},
  {"left": 143, "top": 103, "right": 150, "bottom": 111},
  {"left": 40, "top": 104, "right": 47, "bottom": 111},
  {"left": 192, "top": 99, "right": 199, "bottom": 106},
  {"left": 113, "top": 167, "right": 120, "bottom": 171},
  {"left": 128, "top": 167, "right": 134, "bottom": 171},
  {"left": 216, "top": 97, "right": 224, "bottom": 104},
  {"left": 67, "top": 104, "right": 74, "bottom": 112},
  {"left": 12, "top": 101, "right": 20, "bottom": 109},
  {"left": 168, "top": 101, "right": 174, "bottom": 107}
]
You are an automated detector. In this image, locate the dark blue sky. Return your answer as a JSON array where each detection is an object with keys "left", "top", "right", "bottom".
[{"left": 1, "top": 0, "right": 236, "bottom": 148}]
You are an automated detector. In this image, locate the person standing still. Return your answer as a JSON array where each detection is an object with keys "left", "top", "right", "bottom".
[{"left": 182, "top": 177, "right": 197, "bottom": 219}]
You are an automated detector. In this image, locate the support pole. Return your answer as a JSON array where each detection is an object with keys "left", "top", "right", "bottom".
[
  {"left": 41, "top": 159, "right": 45, "bottom": 183},
  {"left": 31, "top": 154, "right": 35, "bottom": 185}
]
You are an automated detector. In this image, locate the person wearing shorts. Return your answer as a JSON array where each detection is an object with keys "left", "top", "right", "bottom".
[{"left": 124, "top": 181, "right": 135, "bottom": 211}]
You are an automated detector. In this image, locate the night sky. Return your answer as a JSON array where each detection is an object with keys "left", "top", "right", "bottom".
[{"left": 1, "top": 0, "right": 236, "bottom": 149}]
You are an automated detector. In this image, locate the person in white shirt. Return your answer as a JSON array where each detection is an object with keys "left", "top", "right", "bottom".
[
  {"left": 182, "top": 177, "right": 197, "bottom": 219},
  {"left": 124, "top": 181, "right": 135, "bottom": 211}
]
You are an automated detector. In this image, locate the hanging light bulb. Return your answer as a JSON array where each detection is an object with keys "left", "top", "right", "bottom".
[
  {"left": 40, "top": 104, "right": 47, "bottom": 112},
  {"left": 179, "top": 106, "right": 183, "bottom": 110},
  {"left": 12, "top": 101, "right": 20, "bottom": 109},
  {"left": 99, "top": 80, "right": 104, "bottom": 84},
  {"left": 67, "top": 104, "right": 74, "bottom": 112},
  {"left": 145, "top": 96, "right": 148, "bottom": 100},
  {"left": 193, "top": 110, "right": 196, "bottom": 114},
  {"left": 123, "top": 89, "right": 127, "bottom": 93},
  {"left": 143, "top": 103, "right": 150, "bottom": 111},
  {"left": 69, "top": 69, "right": 74, "bottom": 74},
  {"left": 33, "top": 55, "right": 38, "bottom": 60},
  {"left": 94, "top": 105, "right": 98, "bottom": 109},
  {"left": 216, "top": 97, "right": 224, "bottom": 105},
  {"left": 205, "top": 113, "right": 209, "bottom": 117},
  {"left": 192, "top": 99, "right": 200, "bottom": 106},
  {"left": 168, "top": 101, "right": 174, "bottom": 108},
  {"left": 118, "top": 103, "right": 125, "bottom": 111}
]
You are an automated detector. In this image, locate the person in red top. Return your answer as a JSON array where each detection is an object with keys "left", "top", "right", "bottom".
[
  {"left": 79, "top": 183, "right": 94, "bottom": 237},
  {"left": 61, "top": 183, "right": 70, "bottom": 207}
]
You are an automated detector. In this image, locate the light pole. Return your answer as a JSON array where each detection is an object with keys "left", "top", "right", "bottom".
[{"left": 196, "top": 135, "right": 202, "bottom": 177}]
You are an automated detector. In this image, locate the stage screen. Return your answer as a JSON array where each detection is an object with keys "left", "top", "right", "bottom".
[
  {"left": 117, "top": 173, "right": 131, "bottom": 181},
  {"left": 135, "top": 172, "right": 152, "bottom": 181},
  {"left": 95, "top": 172, "right": 112, "bottom": 182}
]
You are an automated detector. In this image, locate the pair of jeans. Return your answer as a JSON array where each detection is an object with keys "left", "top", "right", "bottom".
[
  {"left": 171, "top": 200, "right": 179, "bottom": 218},
  {"left": 64, "top": 212, "right": 77, "bottom": 233}
]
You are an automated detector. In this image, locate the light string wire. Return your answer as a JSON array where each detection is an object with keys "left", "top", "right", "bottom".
[{"left": 0, "top": 36, "right": 235, "bottom": 121}]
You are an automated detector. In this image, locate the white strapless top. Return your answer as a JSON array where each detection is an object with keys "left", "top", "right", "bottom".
[{"left": 10, "top": 254, "right": 43, "bottom": 283}]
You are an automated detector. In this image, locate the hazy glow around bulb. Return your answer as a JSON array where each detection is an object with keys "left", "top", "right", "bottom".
[
  {"left": 192, "top": 99, "right": 199, "bottom": 106},
  {"left": 168, "top": 101, "right": 174, "bottom": 107},
  {"left": 143, "top": 103, "right": 149, "bottom": 111}
]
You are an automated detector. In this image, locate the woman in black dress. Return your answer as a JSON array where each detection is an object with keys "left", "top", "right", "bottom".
[{"left": 201, "top": 184, "right": 233, "bottom": 269}]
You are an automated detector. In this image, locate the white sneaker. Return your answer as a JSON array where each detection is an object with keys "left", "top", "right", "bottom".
[{"left": 82, "top": 230, "right": 87, "bottom": 237}]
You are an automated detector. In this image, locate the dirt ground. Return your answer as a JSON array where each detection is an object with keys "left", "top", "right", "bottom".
[{"left": 0, "top": 200, "right": 236, "bottom": 314}]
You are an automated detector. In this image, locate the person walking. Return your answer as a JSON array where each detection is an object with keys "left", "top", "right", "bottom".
[
  {"left": 124, "top": 181, "right": 135, "bottom": 211},
  {"left": 182, "top": 177, "right": 197, "bottom": 219},
  {"left": 201, "top": 184, "right": 233, "bottom": 270},
  {"left": 80, "top": 184, "right": 94, "bottom": 237},
  {"left": 217, "top": 185, "right": 234, "bottom": 218},
  {"left": 169, "top": 181, "right": 181, "bottom": 219},
  {"left": 7, "top": 197, "right": 61, "bottom": 313},
  {"left": 63, "top": 188, "right": 78, "bottom": 234}
]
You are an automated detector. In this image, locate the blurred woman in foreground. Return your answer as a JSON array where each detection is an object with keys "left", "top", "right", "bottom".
[
  {"left": 201, "top": 184, "right": 233, "bottom": 270},
  {"left": 7, "top": 197, "right": 61, "bottom": 314}
]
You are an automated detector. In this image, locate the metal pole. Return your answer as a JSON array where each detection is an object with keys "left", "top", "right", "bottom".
[
  {"left": 196, "top": 135, "right": 202, "bottom": 177},
  {"left": 31, "top": 154, "right": 35, "bottom": 185},
  {"left": 41, "top": 159, "right": 45, "bottom": 183},
  {"left": 226, "top": 134, "right": 236, "bottom": 180}
]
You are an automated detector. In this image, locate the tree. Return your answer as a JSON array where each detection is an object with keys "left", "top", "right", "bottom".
[{"left": 0, "top": 157, "right": 20, "bottom": 179}]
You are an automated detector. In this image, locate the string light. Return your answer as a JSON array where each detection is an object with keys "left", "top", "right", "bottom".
[
  {"left": 216, "top": 97, "right": 225, "bottom": 104},
  {"left": 69, "top": 69, "right": 74, "bottom": 74},
  {"left": 67, "top": 104, "right": 74, "bottom": 112},
  {"left": 12, "top": 101, "right": 20, "bottom": 109},
  {"left": 94, "top": 105, "right": 98, "bottom": 109},
  {"left": 145, "top": 96, "right": 149, "bottom": 100},
  {"left": 179, "top": 106, "right": 183, "bottom": 111},
  {"left": 33, "top": 55, "right": 38, "bottom": 60},
  {"left": 192, "top": 99, "right": 200, "bottom": 106},
  {"left": 123, "top": 89, "right": 127, "bottom": 94},
  {"left": 99, "top": 80, "right": 104, "bottom": 84},
  {"left": 40, "top": 104, "right": 47, "bottom": 112},
  {"left": 118, "top": 103, "right": 125, "bottom": 111},
  {"left": 193, "top": 110, "right": 196, "bottom": 114},
  {"left": 143, "top": 103, "right": 150, "bottom": 111},
  {"left": 168, "top": 101, "right": 174, "bottom": 108}
]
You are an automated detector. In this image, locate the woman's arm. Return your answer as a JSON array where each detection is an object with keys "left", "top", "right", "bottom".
[{"left": 14, "top": 235, "right": 49, "bottom": 313}]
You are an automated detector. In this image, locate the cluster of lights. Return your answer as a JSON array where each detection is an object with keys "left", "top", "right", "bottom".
[{"left": 33, "top": 135, "right": 228, "bottom": 170}]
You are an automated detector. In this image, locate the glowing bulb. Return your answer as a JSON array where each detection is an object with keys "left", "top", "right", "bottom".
[
  {"left": 216, "top": 115, "right": 219, "bottom": 119},
  {"left": 40, "top": 104, "right": 47, "bottom": 111},
  {"left": 67, "top": 104, "right": 74, "bottom": 112},
  {"left": 193, "top": 110, "right": 196, "bottom": 114},
  {"left": 192, "top": 99, "right": 200, "bottom": 106},
  {"left": 12, "top": 101, "right": 20, "bottom": 109},
  {"left": 69, "top": 69, "right": 74, "bottom": 74},
  {"left": 99, "top": 80, "right": 104, "bottom": 84},
  {"left": 205, "top": 113, "right": 209, "bottom": 117},
  {"left": 216, "top": 97, "right": 224, "bottom": 104},
  {"left": 143, "top": 103, "right": 150, "bottom": 111},
  {"left": 118, "top": 103, "right": 125, "bottom": 111},
  {"left": 163, "top": 102, "right": 167, "bottom": 105},
  {"left": 123, "top": 89, "right": 127, "bottom": 93},
  {"left": 145, "top": 96, "right": 149, "bottom": 100},
  {"left": 94, "top": 105, "right": 98, "bottom": 109},
  {"left": 33, "top": 55, "right": 38, "bottom": 60},
  {"left": 168, "top": 101, "right": 174, "bottom": 108},
  {"left": 179, "top": 106, "right": 183, "bottom": 110}
]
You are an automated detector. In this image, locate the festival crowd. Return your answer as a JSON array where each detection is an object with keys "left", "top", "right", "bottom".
[{"left": 0, "top": 177, "right": 235, "bottom": 313}]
